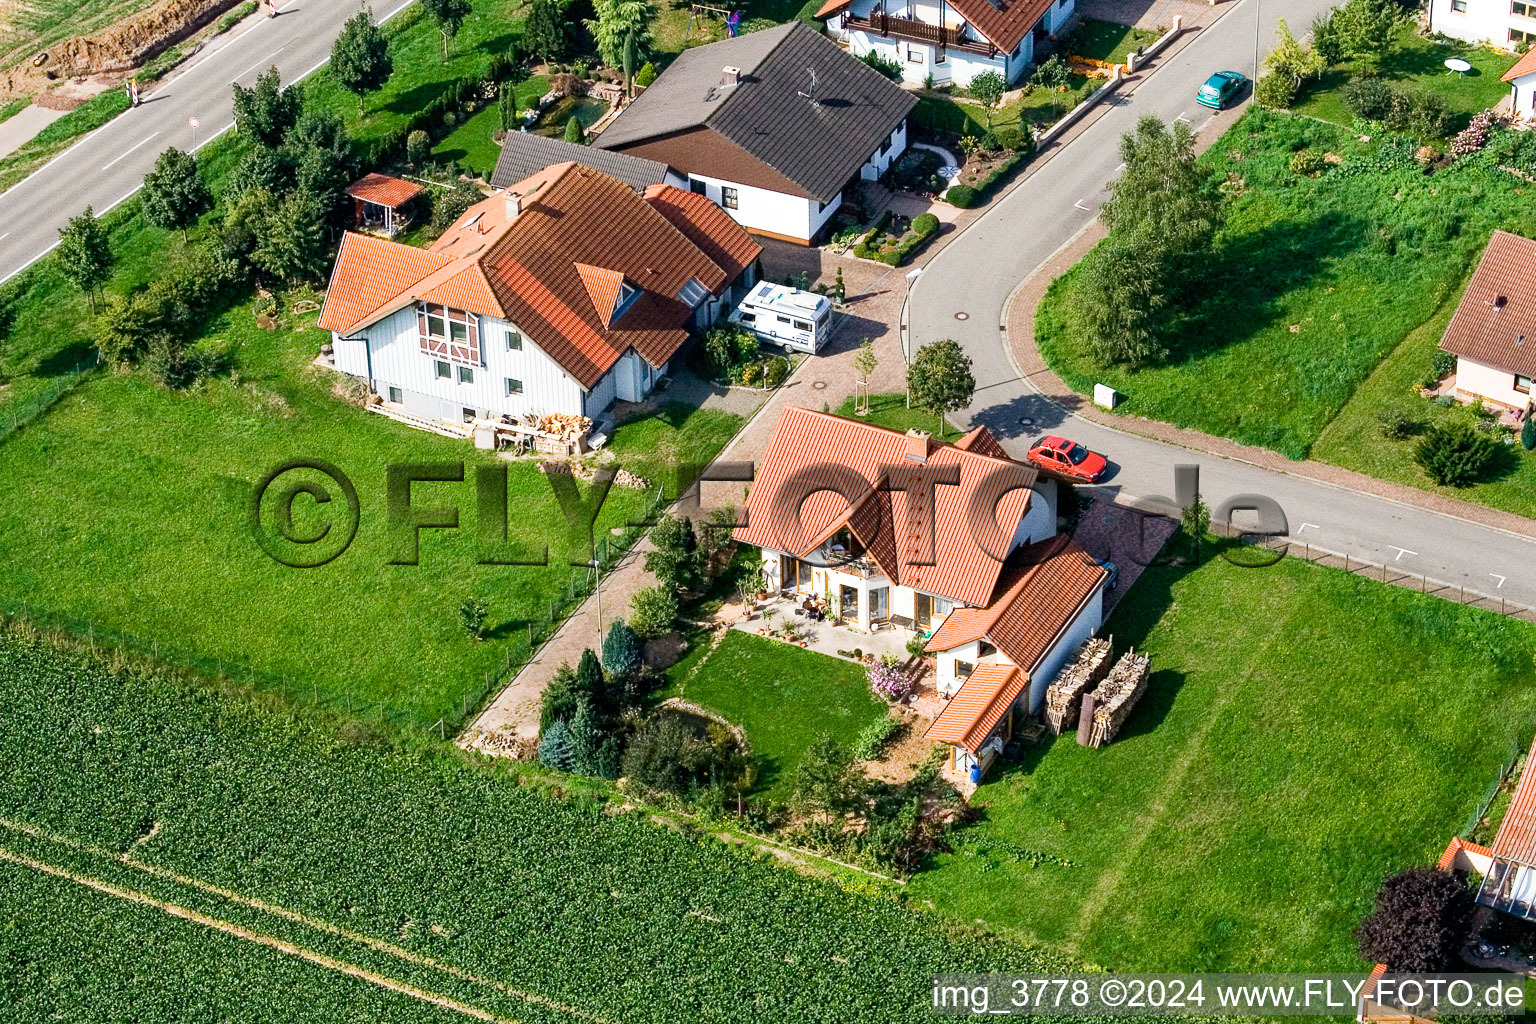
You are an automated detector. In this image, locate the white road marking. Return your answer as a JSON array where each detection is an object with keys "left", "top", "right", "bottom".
[
  {"left": 231, "top": 45, "right": 288, "bottom": 84},
  {"left": 1297, "top": 522, "right": 1319, "bottom": 533},
  {"left": 1491, "top": 573, "right": 1507, "bottom": 588},
  {"left": 101, "top": 131, "right": 160, "bottom": 170},
  {"left": 0, "top": 233, "right": 9, "bottom": 242},
  {"left": 1114, "top": 162, "right": 1126, "bottom": 172},
  {"left": 1389, "top": 546, "right": 1417, "bottom": 561},
  {"left": 1074, "top": 199, "right": 1091, "bottom": 211},
  {"left": 1174, "top": 111, "right": 1191, "bottom": 122}
]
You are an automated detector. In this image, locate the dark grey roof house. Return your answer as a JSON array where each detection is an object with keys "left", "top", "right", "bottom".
[
  {"left": 489, "top": 132, "right": 680, "bottom": 193},
  {"left": 593, "top": 22, "right": 915, "bottom": 243}
]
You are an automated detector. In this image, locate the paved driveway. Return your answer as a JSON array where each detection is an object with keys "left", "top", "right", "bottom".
[{"left": 910, "top": 0, "right": 1536, "bottom": 609}]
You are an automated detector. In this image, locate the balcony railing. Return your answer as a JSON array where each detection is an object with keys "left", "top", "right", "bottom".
[{"left": 841, "top": 10, "right": 997, "bottom": 57}]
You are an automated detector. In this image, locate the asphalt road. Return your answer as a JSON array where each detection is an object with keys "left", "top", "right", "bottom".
[
  {"left": 909, "top": 0, "right": 1536, "bottom": 609},
  {"left": 0, "top": 0, "right": 413, "bottom": 286}
]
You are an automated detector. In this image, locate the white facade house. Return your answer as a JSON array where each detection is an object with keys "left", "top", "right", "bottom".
[
  {"left": 595, "top": 23, "right": 916, "bottom": 245},
  {"left": 1428, "top": 0, "right": 1536, "bottom": 49},
  {"left": 317, "top": 163, "right": 761, "bottom": 438},
  {"left": 736, "top": 410, "right": 1108, "bottom": 781},
  {"left": 821, "top": 0, "right": 1076, "bottom": 87},
  {"left": 1503, "top": 48, "right": 1536, "bottom": 120},
  {"left": 1438, "top": 230, "right": 1536, "bottom": 416}
]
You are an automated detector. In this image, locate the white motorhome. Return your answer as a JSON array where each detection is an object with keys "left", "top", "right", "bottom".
[{"left": 729, "top": 282, "right": 834, "bottom": 354}]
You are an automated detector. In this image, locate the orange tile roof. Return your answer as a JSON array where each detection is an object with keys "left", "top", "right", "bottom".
[
  {"left": 1493, "top": 734, "right": 1536, "bottom": 866},
  {"left": 317, "top": 163, "right": 758, "bottom": 388},
  {"left": 925, "top": 664, "right": 1027, "bottom": 754},
  {"left": 574, "top": 263, "right": 628, "bottom": 327},
  {"left": 1503, "top": 47, "right": 1536, "bottom": 83},
  {"left": 734, "top": 408, "right": 1039, "bottom": 607},
  {"left": 953, "top": 425, "right": 1009, "bottom": 460},
  {"left": 925, "top": 536, "right": 1106, "bottom": 672},
  {"left": 315, "top": 232, "right": 452, "bottom": 334},
  {"left": 643, "top": 184, "right": 762, "bottom": 282},
  {"left": 1438, "top": 231, "right": 1536, "bottom": 380},
  {"left": 815, "top": 0, "right": 1054, "bottom": 51},
  {"left": 1437, "top": 835, "right": 1493, "bottom": 870},
  {"left": 345, "top": 172, "right": 425, "bottom": 207}
]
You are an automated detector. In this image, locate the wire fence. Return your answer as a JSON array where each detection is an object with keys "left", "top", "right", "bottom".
[
  {"left": 0, "top": 481, "right": 668, "bottom": 742},
  {"left": 0, "top": 355, "right": 100, "bottom": 446},
  {"left": 1225, "top": 527, "right": 1536, "bottom": 625}
]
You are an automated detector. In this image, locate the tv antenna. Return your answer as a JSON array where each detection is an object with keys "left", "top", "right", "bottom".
[{"left": 797, "top": 68, "right": 819, "bottom": 103}]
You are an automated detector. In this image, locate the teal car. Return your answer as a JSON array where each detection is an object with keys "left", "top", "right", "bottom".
[{"left": 1197, "top": 71, "right": 1246, "bottom": 109}]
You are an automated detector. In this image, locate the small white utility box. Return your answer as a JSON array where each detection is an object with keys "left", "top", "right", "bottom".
[{"left": 1093, "top": 383, "right": 1120, "bottom": 410}]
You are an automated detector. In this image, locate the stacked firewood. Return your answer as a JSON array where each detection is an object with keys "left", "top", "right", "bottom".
[
  {"left": 1085, "top": 649, "right": 1151, "bottom": 748},
  {"left": 1044, "top": 636, "right": 1112, "bottom": 735},
  {"left": 537, "top": 413, "right": 592, "bottom": 440}
]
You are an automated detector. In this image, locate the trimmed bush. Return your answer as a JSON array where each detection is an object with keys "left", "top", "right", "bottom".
[
  {"left": 1255, "top": 73, "right": 1298, "bottom": 109},
  {"left": 1342, "top": 76, "right": 1394, "bottom": 121},
  {"left": 851, "top": 714, "right": 901, "bottom": 761},
  {"left": 946, "top": 183, "right": 977, "bottom": 208}
]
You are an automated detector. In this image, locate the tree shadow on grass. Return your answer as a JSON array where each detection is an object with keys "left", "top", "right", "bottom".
[
  {"left": 1160, "top": 211, "right": 1366, "bottom": 367},
  {"left": 30, "top": 339, "right": 95, "bottom": 378}
]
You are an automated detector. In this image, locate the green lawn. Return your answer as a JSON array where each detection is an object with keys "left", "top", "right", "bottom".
[
  {"left": 1036, "top": 108, "right": 1536, "bottom": 459},
  {"left": 431, "top": 74, "right": 548, "bottom": 176},
  {"left": 833, "top": 391, "right": 956, "bottom": 439},
  {"left": 1293, "top": 22, "right": 1518, "bottom": 138},
  {"left": 909, "top": 549, "right": 1536, "bottom": 971},
  {"left": 667, "top": 629, "right": 888, "bottom": 793},
  {"left": 1061, "top": 18, "right": 1159, "bottom": 64},
  {"left": 914, "top": 75, "right": 1096, "bottom": 138},
  {"left": 1311, "top": 286, "right": 1536, "bottom": 517},
  {"left": 0, "top": 293, "right": 738, "bottom": 725}
]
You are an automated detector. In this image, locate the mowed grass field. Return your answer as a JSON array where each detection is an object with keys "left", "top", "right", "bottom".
[
  {"left": 665, "top": 630, "right": 888, "bottom": 793},
  {"left": 0, "top": 631, "right": 1085, "bottom": 1024},
  {"left": 907, "top": 550, "right": 1536, "bottom": 971},
  {"left": 1312, "top": 289, "right": 1536, "bottom": 518},
  {"left": 0, "top": 293, "right": 741, "bottom": 724},
  {"left": 1036, "top": 109, "right": 1536, "bottom": 459}
]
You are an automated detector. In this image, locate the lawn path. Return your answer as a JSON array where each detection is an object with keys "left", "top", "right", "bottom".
[
  {"left": 1066, "top": 591, "right": 1304, "bottom": 947},
  {"left": 0, "top": 845, "right": 526, "bottom": 1024},
  {"left": 0, "top": 816, "right": 613, "bottom": 1024}
]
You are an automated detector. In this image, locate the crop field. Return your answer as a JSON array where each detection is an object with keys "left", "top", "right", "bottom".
[
  {"left": 908, "top": 549, "right": 1536, "bottom": 971},
  {"left": 1035, "top": 108, "right": 1536, "bottom": 459},
  {"left": 0, "top": 632, "right": 1086, "bottom": 1023}
]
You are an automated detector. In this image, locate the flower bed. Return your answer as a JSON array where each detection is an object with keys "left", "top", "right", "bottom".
[{"left": 852, "top": 210, "right": 941, "bottom": 266}]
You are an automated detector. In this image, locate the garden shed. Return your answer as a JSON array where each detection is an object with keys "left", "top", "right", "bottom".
[
  {"left": 925, "top": 663, "right": 1027, "bottom": 780},
  {"left": 346, "top": 173, "right": 425, "bottom": 235}
]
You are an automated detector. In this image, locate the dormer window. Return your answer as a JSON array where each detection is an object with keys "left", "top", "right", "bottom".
[
  {"left": 677, "top": 277, "right": 710, "bottom": 308},
  {"left": 612, "top": 280, "right": 641, "bottom": 321}
]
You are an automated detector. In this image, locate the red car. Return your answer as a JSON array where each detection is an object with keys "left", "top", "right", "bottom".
[{"left": 1026, "top": 435, "right": 1108, "bottom": 482}]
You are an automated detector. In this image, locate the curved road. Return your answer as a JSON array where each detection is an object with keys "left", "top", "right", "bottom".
[
  {"left": 0, "top": 0, "right": 412, "bottom": 285},
  {"left": 910, "top": 0, "right": 1536, "bottom": 608}
]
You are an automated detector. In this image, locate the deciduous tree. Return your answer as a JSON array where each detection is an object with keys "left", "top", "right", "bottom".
[
  {"left": 906, "top": 339, "right": 975, "bottom": 437},
  {"left": 232, "top": 65, "right": 302, "bottom": 148},
  {"left": 56, "top": 206, "right": 113, "bottom": 314},
  {"left": 628, "top": 584, "right": 677, "bottom": 639},
  {"left": 968, "top": 70, "right": 1006, "bottom": 129},
  {"left": 421, "top": 0, "right": 473, "bottom": 60},
  {"left": 141, "top": 147, "right": 212, "bottom": 242},
  {"left": 1356, "top": 867, "right": 1474, "bottom": 971},
  {"left": 331, "top": 9, "right": 394, "bottom": 114},
  {"left": 1032, "top": 55, "right": 1073, "bottom": 115}
]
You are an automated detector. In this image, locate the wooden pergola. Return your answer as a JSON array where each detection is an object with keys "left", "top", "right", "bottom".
[{"left": 346, "top": 173, "right": 425, "bottom": 234}]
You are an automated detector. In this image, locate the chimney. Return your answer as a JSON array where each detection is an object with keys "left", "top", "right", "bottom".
[
  {"left": 904, "top": 428, "right": 931, "bottom": 465},
  {"left": 721, "top": 66, "right": 740, "bottom": 85},
  {"left": 504, "top": 190, "right": 522, "bottom": 221},
  {"left": 1494, "top": 295, "right": 1509, "bottom": 310}
]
